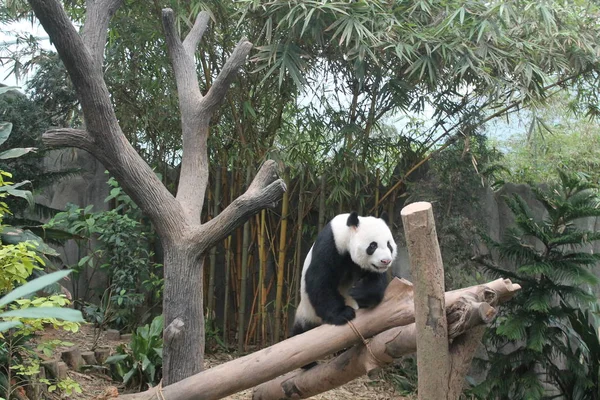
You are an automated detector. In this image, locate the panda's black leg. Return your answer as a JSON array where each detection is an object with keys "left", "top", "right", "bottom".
[
  {"left": 310, "top": 286, "right": 356, "bottom": 325},
  {"left": 350, "top": 271, "right": 389, "bottom": 308}
]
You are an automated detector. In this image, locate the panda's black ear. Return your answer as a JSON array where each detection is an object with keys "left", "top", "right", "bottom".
[
  {"left": 380, "top": 211, "right": 389, "bottom": 225},
  {"left": 347, "top": 211, "right": 359, "bottom": 227}
]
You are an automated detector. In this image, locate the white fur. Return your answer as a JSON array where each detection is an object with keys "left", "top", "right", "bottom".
[
  {"left": 332, "top": 213, "right": 398, "bottom": 273},
  {"left": 297, "top": 247, "right": 321, "bottom": 324}
]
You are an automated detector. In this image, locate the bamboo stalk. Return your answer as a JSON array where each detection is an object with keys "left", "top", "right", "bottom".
[
  {"left": 223, "top": 234, "right": 232, "bottom": 345},
  {"left": 259, "top": 209, "right": 268, "bottom": 346},
  {"left": 293, "top": 171, "right": 305, "bottom": 309},
  {"left": 318, "top": 174, "right": 326, "bottom": 231},
  {"left": 374, "top": 168, "right": 380, "bottom": 216},
  {"left": 238, "top": 167, "right": 252, "bottom": 352},
  {"left": 273, "top": 170, "right": 290, "bottom": 342},
  {"left": 207, "top": 165, "right": 222, "bottom": 319}
]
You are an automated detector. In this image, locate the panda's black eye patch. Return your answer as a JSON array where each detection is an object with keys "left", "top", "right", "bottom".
[
  {"left": 367, "top": 242, "right": 378, "bottom": 255},
  {"left": 388, "top": 241, "right": 393, "bottom": 253}
]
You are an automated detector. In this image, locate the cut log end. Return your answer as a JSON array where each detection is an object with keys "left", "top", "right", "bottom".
[{"left": 400, "top": 201, "right": 432, "bottom": 215}]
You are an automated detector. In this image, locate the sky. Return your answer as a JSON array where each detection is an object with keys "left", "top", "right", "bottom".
[{"left": 0, "top": 19, "right": 53, "bottom": 90}]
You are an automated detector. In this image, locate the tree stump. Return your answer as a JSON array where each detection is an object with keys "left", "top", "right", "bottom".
[
  {"left": 95, "top": 347, "right": 111, "bottom": 364},
  {"left": 82, "top": 351, "right": 98, "bottom": 365},
  {"left": 105, "top": 329, "right": 121, "bottom": 341},
  {"left": 61, "top": 347, "right": 84, "bottom": 371}
]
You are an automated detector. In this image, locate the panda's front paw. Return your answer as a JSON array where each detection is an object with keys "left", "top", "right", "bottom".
[{"left": 324, "top": 306, "right": 356, "bottom": 325}]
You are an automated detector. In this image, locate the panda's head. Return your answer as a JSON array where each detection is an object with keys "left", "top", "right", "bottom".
[{"left": 346, "top": 211, "right": 397, "bottom": 273}]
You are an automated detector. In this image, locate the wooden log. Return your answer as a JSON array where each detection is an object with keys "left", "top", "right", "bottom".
[
  {"left": 119, "top": 278, "right": 415, "bottom": 400},
  {"left": 95, "top": 347, "right": 111, "bottom": 364},
  {"left": 252, "top": 288, "right": 504, "bottom": 399},
  {"left": 61, "top": 347, "right": 84, "bottom": 371},
  {"left": 41, "top": 360, "right": 60, "bottom": 380},
  {"left": 118, "top": 278, "right": 520, "bottom": 400},
  {"left": 57, "top": 362, "right": 68, "bottom": 380},
  {"left": 401, "top": 201, "right": 449, "bottom": 400},
  {"left": 105, "top": 329, "right": 121, "bottom": 341},
  {"left": 81, "top": 351, "right": 98, "bottom": 365},
  {"left": 120, "top": 333, "right": 133, "bottom": 342}
]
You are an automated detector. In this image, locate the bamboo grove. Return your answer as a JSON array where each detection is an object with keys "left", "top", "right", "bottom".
[{"left": 201, "top": 162, "right": 402, "bottom": 352}]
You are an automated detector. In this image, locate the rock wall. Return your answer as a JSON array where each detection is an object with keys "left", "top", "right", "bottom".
[{"left": 36, "top": 148, "right": 110, "bottom": 302}]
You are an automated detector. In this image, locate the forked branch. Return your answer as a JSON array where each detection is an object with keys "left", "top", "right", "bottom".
[
  {"left": 201, "top": 37, "right": 253, "bottom": 115},
  {"left": 162, "top": 9, "right": 204, "bottom": 106},
  {"left": 193, "top": 160, "right": 286, "bottom": 253},
  {"left": 81, "top": 0, "right": 124, "bottom": 70}
]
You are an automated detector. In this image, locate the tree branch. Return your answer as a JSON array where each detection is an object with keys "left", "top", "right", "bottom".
[
  {"left": 182, "top": 11, "right": 211, "bottom": 55},
  {"left": 28, "top": 0, "right": 189, "bottom": 241},
  {"left": 42, "top": 128, "right": 97, "bottom": 154},
  {"left": 201, "top": 38, "right": 253, "bottom": 115},
  {"left": 162, "top": 8, "right": 203, "bottom": 109},
  {"left": 192, "top": 160, "right": 286, "bottom": 253},
  {"left": 81, "top": 0, "right": 124, "bottom": 71},
  {"left": 115, "top": 277, "right": 520, "bottom": 400}
]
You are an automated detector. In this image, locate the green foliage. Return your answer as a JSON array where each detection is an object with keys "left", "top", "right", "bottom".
[
  {"left": 46, "top": 175, "right": 162, "bottom": 330},
  {"left": 105, "top": 315, "right": 164, "bottom": 390},
  {"left": 494, "top": 93, "right": 600, "bottom": 185},
  {"left": 407, "top": 134, "right": 500, "bottom": 289},
  {"left": 474, "top": 170, "right": 600, "bottom": 399},
  {"left": 386, "top": 357, "right": 418, "bottom": 396},
  {"left": 0, "top": 270, "right": 84, "bottom": 399}
]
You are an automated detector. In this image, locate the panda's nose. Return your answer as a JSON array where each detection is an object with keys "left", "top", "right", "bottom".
[{"left": 380, "top": 259, "right": 391, "bottom": 265}]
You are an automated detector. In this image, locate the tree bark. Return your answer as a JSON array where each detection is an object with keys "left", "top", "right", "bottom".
[
  {"left": 401, "top": 201, "right": 450, "bottom": 399},
  {"left": 162, "top": 246, "right": 205, "bottom": 385},
  {"left": 118, "top": 277, "right": 520, "bottom": 400}
]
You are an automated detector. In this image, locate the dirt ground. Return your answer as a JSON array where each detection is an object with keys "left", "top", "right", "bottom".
[{"left": 32, "top": 325, "right": 409, "bottom": 399}]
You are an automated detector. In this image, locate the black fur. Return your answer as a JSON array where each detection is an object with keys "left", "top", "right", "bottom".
[
  {"left": 347, "top": 211, "right": 359, "bottom": 227},
  {"left": 380, "top": 211, "right": 389, "bottom": 225},
  {"left": 350, "top": 272, "right": 388, "bottom": 308}
]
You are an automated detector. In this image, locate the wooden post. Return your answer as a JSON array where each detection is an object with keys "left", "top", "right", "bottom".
[{"left": 401, "top": 201, "right": 450, "bottom": 400}]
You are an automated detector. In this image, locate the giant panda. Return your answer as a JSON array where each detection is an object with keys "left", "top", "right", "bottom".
[{"left": 291, "top": 211, "right": 398, "bottom": 339}]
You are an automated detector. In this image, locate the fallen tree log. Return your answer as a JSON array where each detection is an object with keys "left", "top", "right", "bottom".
[
  {"left": 118, "top": 277, "right": 519, "bottom": 400},
  {"left": 252, "top": 286, "right": 515, "bottom": 399}
]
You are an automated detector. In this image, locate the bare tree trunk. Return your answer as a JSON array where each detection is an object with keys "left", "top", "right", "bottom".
[
  {"left": 401, "top": 201, "right": 450, "bottom": 400},
  {"left": 162, "top": 246, "right": 205, "bottom": 384},
  {"left": 27, "top": 1, "right": 286, "bottom": 387}
]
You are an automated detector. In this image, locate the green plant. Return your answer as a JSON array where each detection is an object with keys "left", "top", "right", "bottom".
[
  {"left": 474, "top": 170, "right": 600, "bottom": 399},
  {"left": 386, "top": 357, "right": 418, "bottom": 396},
  {"left": 46, "top": 176, "right": 162, "bottom": 330},
  {"left": 105, "top": 315, "right": 164, "bottom": 390},
  {"left": 0, "top": 270, "right": 84, "bottom": 399},
  {"left": 546, "top": 303, "right": 600, "bottom": 400}
]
